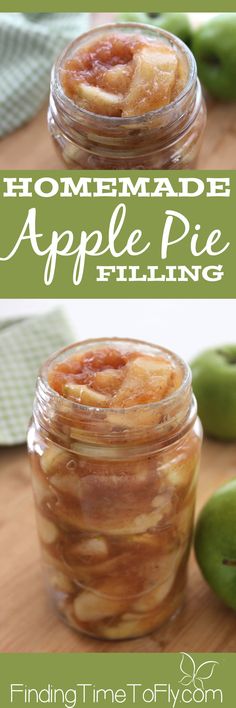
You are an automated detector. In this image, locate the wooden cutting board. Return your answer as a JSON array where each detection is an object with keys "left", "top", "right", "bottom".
[{"left": 1, "top": 439, "right": 236, "bottom": 653}]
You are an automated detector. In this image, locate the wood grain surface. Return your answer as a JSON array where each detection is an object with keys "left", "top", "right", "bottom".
[{"left": 1, "top": 440, "right": 236, "bottom": 653}]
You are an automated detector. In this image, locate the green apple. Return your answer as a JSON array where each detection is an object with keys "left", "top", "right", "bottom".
[
  {"left": 118, "top": 13, "right": 192, "bottom": 46},
  {"left": 191, "top": 345, "right": 236, "bottom": 441},
  {"left": 195, "top": 479, "right": 236, "bottom": 610},
  {"left": 192, "top": 14, "right": 236, "bottom": 100}
]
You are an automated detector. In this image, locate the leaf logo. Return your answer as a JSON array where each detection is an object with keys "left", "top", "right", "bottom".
[{"left": 179, "top": 653, "right": 219, "bottom": 690}]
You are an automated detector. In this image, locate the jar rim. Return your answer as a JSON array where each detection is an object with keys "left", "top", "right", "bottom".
[
  {"left": 52, "top": 22, "right": 197, "bottom": 127},
  {"left": 40, "top": 336, "right": 192, "bottom": 414}
]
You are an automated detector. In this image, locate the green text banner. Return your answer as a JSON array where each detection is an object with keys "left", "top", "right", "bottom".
[
  {"left": 0, "top": 653, "right": 235, "bottom": 707},
  {"left": 0, "top": 171, "right": 235, "bottom": 299}
]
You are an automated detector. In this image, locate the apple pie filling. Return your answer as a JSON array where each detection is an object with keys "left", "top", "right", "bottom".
[
  {"left": 61, "top": 33, "right": 188, "bottom": 117},
  {"left": 28, "top": 339, "right": 202, "bottom": 639},
  {"left": 48, "top": 24, "right": 206, "bottom": 169}
]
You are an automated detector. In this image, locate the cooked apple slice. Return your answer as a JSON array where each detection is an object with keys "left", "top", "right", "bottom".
[
  {"left": 64, "top": 383, "right": 108, "bottom": 407},
  {"left": 133, "top": 574, "right": 175, "bottom": 612},
  {"left": 76, "top": 82, "right": 123, "bottom": 116},
  {"left": 68, "top": 536, "right": 108, "bottom": 562},
  {"left": 98, "top": 616, "right": 143, "bottom": 640},
  {"left": 73, "top": 588, "right": 124, "bottom": 622},
  {"left": 40, "top": 444, "right": 70, "bottom": 476},
  {"left": 36, "top": 511, "right": 59, "bottom": 544},
  {"left": 132, "top": 355, "right": 172, "bottom": 377},
  {"left": 123, "top": 43, "right": 178, "bottom": 117},
  {"left": 99, "top": 62, "right": 134, "bottom": 95},
  {"left": 112, "top": 355, "right": 174, "bottom": 407},
  {"left": 93, "top": 367, "right": 124, "bottom": 396},
  {"left": 48, "top": 570, "right": 75, "bottom": 594}
]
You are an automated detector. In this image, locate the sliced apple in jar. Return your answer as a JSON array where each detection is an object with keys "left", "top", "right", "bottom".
[
  {"left": 63, "top": 383, "right": 109, "bottom": 406},
  {"left": 112, "top": 355, "right": 175, "bottom": 407},
  {"left": 123, "top": 44, "right": 178, "bottom": 117},
  {"left": 92, "top": 368, "right": 125, "bottom": 396},
  {"left": 99, "top": 62, "right": 134, "bottom": 95},
  {"left": 76, "top": 82, "right": 123, "bottom": 117}
]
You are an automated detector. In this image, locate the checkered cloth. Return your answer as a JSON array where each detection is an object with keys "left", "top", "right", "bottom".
[
  {"left": 0, "top": 309, "right": 74, "bottom": 445},
  {"left": 0, "top": 12, "right": 89, "bottom": 137}
]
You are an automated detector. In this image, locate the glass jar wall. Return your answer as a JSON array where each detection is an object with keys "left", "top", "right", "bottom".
[{"left": 28, "top": 338, "right": 202, "bottom": 640}]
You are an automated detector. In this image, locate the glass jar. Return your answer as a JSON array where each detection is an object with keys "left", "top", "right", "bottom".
[
  {"left": 28, "top": 338, "right": 202, "bottom": 640},
  {"left": 48, "top": 23, "right": 206, "bottom": 170}
]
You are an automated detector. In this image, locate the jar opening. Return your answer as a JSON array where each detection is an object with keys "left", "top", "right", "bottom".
[
  {"left": 33, "top": 338, "right": 195, "bottom": 453},
  {"left": 41, "top": 337, "right": 191, "bottom": 414},
  {"left": 53, "top": 22, "right": 196, "bottom": 128}
]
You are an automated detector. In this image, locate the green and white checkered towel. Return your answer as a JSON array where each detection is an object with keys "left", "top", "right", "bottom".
[
  {"left": 0, "top": 309, "right": 74, "bottom": 445},
  {"left": 0, "top": 12, "right": 89, "bottom": 137}
]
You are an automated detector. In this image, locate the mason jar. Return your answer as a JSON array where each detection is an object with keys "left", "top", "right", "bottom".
[
  {"left": 48, "top": 23, "right": 206, "bottom": 169},
  {"left": 28, "top": 338, "right": 202, "bottom": 640}
]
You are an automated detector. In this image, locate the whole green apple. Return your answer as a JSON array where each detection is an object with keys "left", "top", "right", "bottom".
[
  {"left": 195, "top": 480, "right": 236, "bottom": 610},
  {"left": 118, "top": 13, "right": 192, "bottom": 45},
  {"left": 192, "top": 14, "right": 236, "bottom": 100},
  {"left": 191, "top": 345, "right": 236, "bottom": 440}
]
